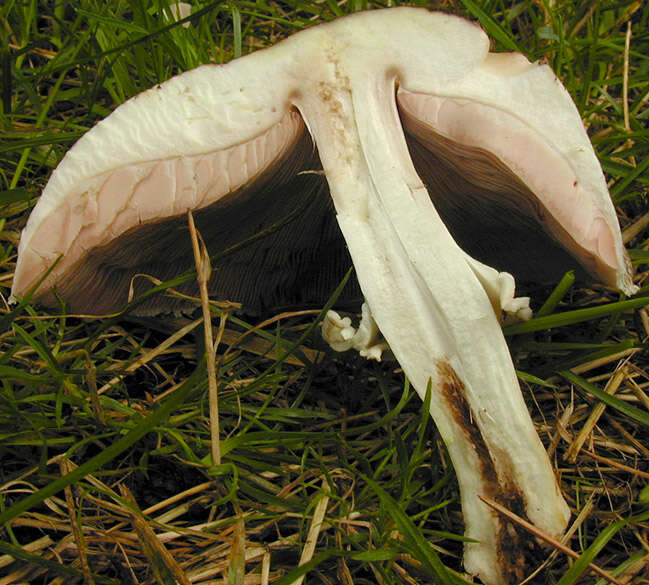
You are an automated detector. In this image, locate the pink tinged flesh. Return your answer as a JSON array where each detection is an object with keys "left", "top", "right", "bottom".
[
  {"left": 396, "top": 90, "right": 620, "bottom": 274},
  {"left": 12, "top": 111, "right": 305, "bottom": 300}
]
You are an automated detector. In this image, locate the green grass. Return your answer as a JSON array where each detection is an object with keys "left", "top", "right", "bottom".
[{"left": 1, "top": 1, "right": 649, "bottom": 584}]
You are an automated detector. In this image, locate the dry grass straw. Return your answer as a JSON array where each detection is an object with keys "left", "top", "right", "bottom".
[
  {"left": 565, "top": 366, "right": 629, "bottom": 463},
  {"left": 188, "top": 210, "right": 223, "bottom": 467},
  {"left": 290, "top": 478, "right": 330, "bottom": 585}
]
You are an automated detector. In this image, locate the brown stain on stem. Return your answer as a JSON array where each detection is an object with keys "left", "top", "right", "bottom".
[{"left": 436, "top": 360, "right": 540, "bottom": 583}]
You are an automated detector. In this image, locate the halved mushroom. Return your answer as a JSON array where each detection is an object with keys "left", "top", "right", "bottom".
[{"left": 11, "top": 8, "right": 636, "bottom": 585}]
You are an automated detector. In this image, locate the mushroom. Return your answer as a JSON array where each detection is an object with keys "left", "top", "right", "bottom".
[{"left": 11, "top": 8, "right": 636, "bottom": 584}]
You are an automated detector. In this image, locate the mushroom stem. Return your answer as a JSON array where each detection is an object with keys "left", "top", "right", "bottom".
[{"left": 298, "top": 69, "right": 569, "bottom": 583}]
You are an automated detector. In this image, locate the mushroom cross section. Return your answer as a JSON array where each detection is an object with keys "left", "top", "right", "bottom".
[{"left": 11, "top": 8, "right": 636, "bottom": 585}]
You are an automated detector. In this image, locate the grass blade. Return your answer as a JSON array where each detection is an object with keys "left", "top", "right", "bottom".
[
  {"left": 504, "top": 296, "right": 649, "bottom": 335},
  {"left": 560, "top": 370, "right": 649, "bottom": 427}
]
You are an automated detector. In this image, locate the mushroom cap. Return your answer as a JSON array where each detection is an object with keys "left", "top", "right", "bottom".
[
  {"left": 11, "top": 8, "right": 635, "bottom": 315},
  {"left": 396, "top": 52, "right": 632, "bottom": 291}
]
